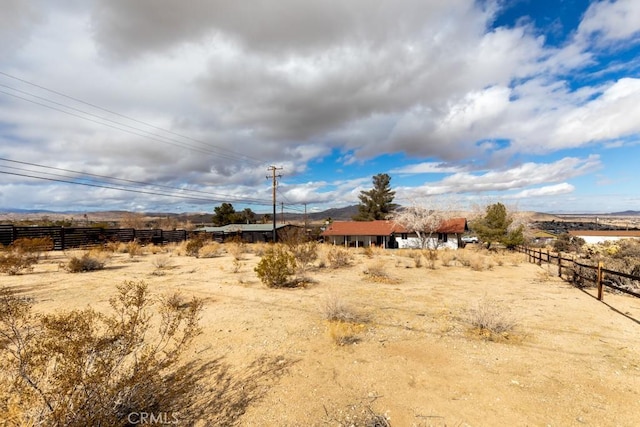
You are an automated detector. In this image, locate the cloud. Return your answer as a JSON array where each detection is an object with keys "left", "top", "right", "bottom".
[
  {"left": 512, "top": 183, "right": 575, "bottom": 198},
  {"left": 577, "top": 0, "right": 640, "bottom": 44},
  {"left": 390, "top": 162, "right": 465, "bottom": 174},
  {"left": 396, "top": 155, "right": 601, "bottom": 199}
]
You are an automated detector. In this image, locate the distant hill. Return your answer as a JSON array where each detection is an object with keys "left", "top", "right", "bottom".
[{"left": 608, "top": 210, "right": 640, "bottom": 216}]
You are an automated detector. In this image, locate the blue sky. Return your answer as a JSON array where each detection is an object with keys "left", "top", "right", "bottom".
[{"left": 1, "top": 0, "right": 639, "bottom": 215}]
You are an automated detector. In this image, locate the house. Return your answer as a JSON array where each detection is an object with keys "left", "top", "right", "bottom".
[
  {"left": 568, "top": 230, "right": 640, "bottom": 244},
  {"left": 321, "top": 218, "right": 468, "bottom": 249},
  {"left": 196, "top": 223, "right": 300, "bottom": 243}
]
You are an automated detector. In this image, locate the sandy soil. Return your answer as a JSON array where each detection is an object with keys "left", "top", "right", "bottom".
[{"left": 2, "top": 245, "right": 640, "bottom": 426}]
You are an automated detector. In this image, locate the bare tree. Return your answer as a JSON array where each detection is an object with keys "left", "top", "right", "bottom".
[{"left": 393, "top": 201, "right": 454, "bottom": 250}]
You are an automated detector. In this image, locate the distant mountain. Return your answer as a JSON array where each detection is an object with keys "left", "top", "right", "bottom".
[{"left": 607, "top": 210, "right": 640, "bottom": 216}]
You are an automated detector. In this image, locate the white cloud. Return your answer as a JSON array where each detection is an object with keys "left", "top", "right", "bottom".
[
  {"left": 577, "top": 0, "right": 640, "bottom": 44},
  {"left": 512, "top": 183, "right": 575, "bottom": 198}
]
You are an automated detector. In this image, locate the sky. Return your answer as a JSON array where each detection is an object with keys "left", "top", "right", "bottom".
[{"left": 1, "top": 0, "right": 639, "bottom": 215}]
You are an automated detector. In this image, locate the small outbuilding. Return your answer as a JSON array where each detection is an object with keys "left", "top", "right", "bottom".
[{"left": 197, "top": 223, "right": 299, "bottom": 243}]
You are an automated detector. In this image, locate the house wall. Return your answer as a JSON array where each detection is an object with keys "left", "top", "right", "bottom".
[
  {"left": 325, "top": 233, "right": 461, "bottom": 249},
  {"left": 396, "top": 234, "right": 460, "bottom": 250}
]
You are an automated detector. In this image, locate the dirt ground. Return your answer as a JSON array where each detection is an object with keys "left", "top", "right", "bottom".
[{"left": 2, "top": 244, "right": 640, "bottom": 426}]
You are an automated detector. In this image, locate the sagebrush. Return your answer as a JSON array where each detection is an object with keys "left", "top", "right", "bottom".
[{"left": 0, "top": 281, "right": 203, "bottom": 426}]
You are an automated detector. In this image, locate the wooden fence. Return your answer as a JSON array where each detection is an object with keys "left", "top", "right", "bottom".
[
  {"left": 515, "top": 245, "right": 640, "bottom": 301},
  {"left": 0, "top": 224, "right": 191, "bottom": 251}
]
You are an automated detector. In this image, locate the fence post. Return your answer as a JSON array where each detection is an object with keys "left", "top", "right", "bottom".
[
  {"left": 546, "top": 249, "right": 550, "bottom": 263},
  {"left": 557, "top": 253, "right": 562, "bottom": 278},
  {"left": 597, "top": 261, "right": 604, "bottom": 301}
]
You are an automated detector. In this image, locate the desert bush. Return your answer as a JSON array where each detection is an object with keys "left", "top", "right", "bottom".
[
  {"left": 468, "top": 298, "right": 517, "bottom": 340},
  {"left": 125, "top": 240, "right": 143, "bottom": 257},
  {"left": 226, "top": 241, "right": 247, "bottom": 261},
  {"left": 0, "top": 252, "right": 37, "bottom": 275},
  {"left": 66, "top": 252, "right": 106, "bottom": 272},
  {"left": 321, "top": 293, "right": 362, "bottom": 323},
  {"left": 152, "top": 255, "right": 174, "bottom": 270},
  {"left": 0, "top": 281, "right": 203, "bottom": 426},
  {"left": 421, "top": 249, "right": 439, "bottom": 269},
  {"left": 326, "top": 246, "right": 353, "bottom": 269},
  {"left": 406, "top": 250, "right": 422, "bottom": 268},
  {"left": 11, "top": 237, "right": 54, "bottom": 259},
  {"left": 254, "top": 245, "right": 296, "bottom": 288},
  {"left": 327, "top": 321, "right": 364, "bottom": 346},
  {"left": 198, "top": 242, "right": 223, "bottom": 258},
  {"left": 440, "top": 250, "right": 456, "bottom": 267},
  {"left": 362, "top": 262, "right": 396, "bottom": 283},
  {"left": 185, "top": 237, "right": 206, "bottom": 257},
  {"left": 290, "top": 241, "right": 318, "bottom": 276},
  {"left": 469, "top": 254, "right": 486, "bottom": 271}
]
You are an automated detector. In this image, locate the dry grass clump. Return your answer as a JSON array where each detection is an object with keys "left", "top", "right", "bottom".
[
  {"left": 226, "top": 242, "right": 247, "bottom": 261},
  {"left": 362, "top": 261, "right": 397, "bottom": 283},
  {"left": 321, "top": 293, "right": 370, "bottom": 346},
  {"left": 321, "top": 293, "right": 363, "bottom": 323},
  {"left": 65, "top": 252, "right": 108, "bottom": 273},
  {"left": 325, "top": 246, "right": 353, "bottom": 269},
  {"left": 151, "top": 255, "right": 175, "bottom": 273},
  {"left": 0, "top": 252, "right": 37, "bottom": 275},
  {"left": 125, "top": 240, "right": 144, "bottom": 258},
  {"left": 10, "top": 237, "right": 54, "bottom": 260},
  {"left": 422, "top": 249, "right": 439, "bottom": 269},
  {"left": 468, "top": 298, "right": 517, "bottom": 341},
  {"left": 405, "top": 250, "right": 422, "bottom": 268},
  {"left": 440, "top": 249, "right": 456, "bottom": 267},
  {"left": 327, "top": 321, "right": 365, "bottom": 346},
  {"left": 198, "top": 242, "right": 223, "bottom": 258}
]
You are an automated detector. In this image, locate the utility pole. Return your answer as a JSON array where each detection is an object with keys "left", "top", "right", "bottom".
[
  {"left": 281, "top": 202, "right": 285, "bottom": 225},
  {"left": 303, "top": 202, "right": 308, "bottom": 236},
  {"left": 267, "top": 166, "right": 282, "bottom": 242}
]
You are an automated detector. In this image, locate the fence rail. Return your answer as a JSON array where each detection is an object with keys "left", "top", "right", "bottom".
[
  {"left": 0, "top": 224, "right": 190, "bottom": 250},
  {"left": 515, "top": 245, "right": 640, "bottom": 301}
]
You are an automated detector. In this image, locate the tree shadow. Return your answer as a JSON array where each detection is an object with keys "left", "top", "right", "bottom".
[{"left": 170, "top": 354, "right": 296, "bottom": 426}]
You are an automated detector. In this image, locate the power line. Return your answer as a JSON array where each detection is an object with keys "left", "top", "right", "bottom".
[
  {"left": 0, "top": 71, "right": 265, "bottom": 166},
  {"left": 0, "top": 157, "right": 272, "bottom": 205},
  {"left": 0, "top": 169, "right": 275, "bottom": 206}
]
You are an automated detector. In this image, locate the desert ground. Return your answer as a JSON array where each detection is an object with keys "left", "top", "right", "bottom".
[{"left": 2, "top": 243, "right": 640, "bottom": 426}]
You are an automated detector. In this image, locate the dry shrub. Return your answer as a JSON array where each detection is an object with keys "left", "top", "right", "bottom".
[
  {"left": 321, "top": 293, "right": 363, "bottom": 323},
  {"left": 469, "top": 254, "right": 486, "bottom": 271},
  {"left": 198, "top": 242, "right": 222, "bottom": 258},
  {"left": 152, "top": 255, "right": 175, "bottom": 271},
  {"left": 326, "top": 246, "right": 353, "bottom": 269},
  {"left": 440, "top": 250, "right": 456, "bottom": 267},
  {"left": 327, "top": 321, "right": 365, "bottom": 346},
  {"left": 185, "top": 237, "right": 206, "bottom": 257},
  {"left": 0, "top": 252, "right": 37, "bottom": 275},
  {"left": 66, "top": 252, "right": 107, "bottom": 273},
  {"left": 0, "top": 281, "right": 204, "bottom": 426},
  {"left": 362, "top": 261, "right": 396, "bottom": 283},
  {"left": 126, "top": 240, "right": 143, "bottom": 257},
  {"left": 290, "top": 241, "right": 318, "bottom": 276},
  {"left": 422, "top": 249, "right": 439, "bottom": 269},
  {"left": 250, "top": 242, "right": 269, "bottom": 256},
  {"left": 226, "top": 242, "right": 247, "bottom": 261},
  {"left": 406, "top": 250, "right": 422, "bottom": 268},
  {"left": 11, "top": 237, "right": 54, "bottom": 260},
  {"left": 468, "top": 298, "right": 517, "bottom": 341},
  {"left": 254, "top": 245, "right": 296, "bottom": 288}
]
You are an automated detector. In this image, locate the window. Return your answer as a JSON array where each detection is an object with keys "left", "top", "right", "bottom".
[
  {"left": 438, "top": 233, "right": 448, "bottom": 242},
  {"left": 401, "top": 233, "right": 408, "bottom": 240}
]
